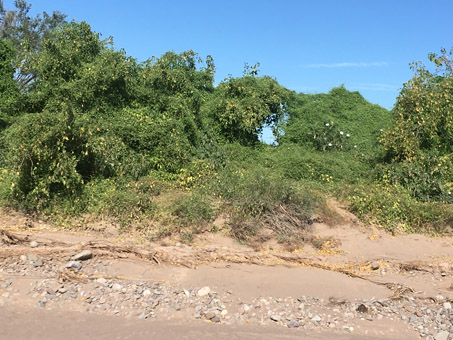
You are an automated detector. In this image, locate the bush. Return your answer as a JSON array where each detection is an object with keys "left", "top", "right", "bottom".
[{"left": 340, "top": 183, "right": 453, "bottom": 234}]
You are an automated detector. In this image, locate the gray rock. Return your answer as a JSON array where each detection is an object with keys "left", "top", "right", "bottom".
[
  {"left": 270, "top": 314, "right": 281, "bottom": 322},
  {"left": 287, "top": 320, "right": 300, "bottom": 328},
  {"left": 27, "top": 254, "right": 38, "bottom": 262},
  {"left": 443, "top": 302, "right": 451, "bottom": 310},
  {"left": 30, "top": 241, "right": 39, "bottom": 248},
  {"left": 33, "top": 258, "right": 43, "bottom": 267},
  {"left": 434, "top": 331, "right": 449, "bottom": 340},
  {"left": 72, "top": 250, "right": 93, "bottom": 261},
  {"left": 211, "top": 316, "right": 220, "bottom": 323},
  {"left": 65, "top": 260, "right": 82, "bottom": 271},
  {"left": 1, "top": 280, "right": 12, "bottom": 288},
  {"left": 36, "top": 300, "right": 46, "bottom": 308}
]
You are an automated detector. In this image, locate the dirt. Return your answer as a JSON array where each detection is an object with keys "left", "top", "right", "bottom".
[{"left": 0, "top": 202, "right": 452, "bottom": 339}]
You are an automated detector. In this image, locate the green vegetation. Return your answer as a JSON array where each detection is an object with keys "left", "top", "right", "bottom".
[{"left": 0, "top": 1, "right": 451, "bottom": 245}]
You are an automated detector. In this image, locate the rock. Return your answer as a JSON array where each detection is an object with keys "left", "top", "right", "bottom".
[
  {"left": 287, "top": 320, "right": 300, "bottom": 328},
  {"left": 143, "top": 289, "right": 151, "bottom": 297},
  {"left": 371, "top": 263, "right": 380, "bottom": 270},
  {"left": 1, "top": 280, "right": 12, "bottom": 288},
  {"left": 30, "top": 241, "right": 39, "bottom": 248},
  {"left": 138, "top": 311, "right": 147, "bottom": 319},
  {"left": 270, "top": 314, "right": 281, "bottom": 322},
  {"left": 221, "top": 310, "right": 228, "bottom": 317},
  {"left": 211, "top": 316, "right": 220, "bottom": 323},
  {"left": 357, "top": 304, "right": 368, "bottom": 313},
  {"left": 205, "top": 311, "right": 216, "bottom": 320},
  {"left": 197, "top": 286, "right": 211, "bottom": 297},
  {"left": 96, "top": 278, "right": 107, "bottom": 285},
  {"left": 72, "top": 250, "right": 93, "bottom": 261},
  {"left": 36, "top": 300, "right": 46, "bottom": 308},
  {"left": 311, "top": 315, "right": 322, "bottom": 322},
  {"left": 33, "top": 258, "right": 43, "bottom": 267},
  {"left": 415, "top": 311, "right": 423, "bottom": 317},
  {"left": 443, "top": 302, "right": 452, "bottom": 310},
  {"left": 112, "top": 283, "right": 122, "bottom": 291},
  {"left": 65, "top": 261, "right": 82, "bottom": 271},
  {"left": 27, "top": 254, "right": 38, "bottom": 262},
  {"left": 434, "top": 331, "right": 449, "bottom": 340},
  {"left": 19, "top": 255, "right": 27, "bottom": 262}
]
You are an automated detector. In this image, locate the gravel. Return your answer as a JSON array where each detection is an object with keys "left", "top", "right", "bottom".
[{"left": 0, "top": 253, "right": 452, "bottom": 339}]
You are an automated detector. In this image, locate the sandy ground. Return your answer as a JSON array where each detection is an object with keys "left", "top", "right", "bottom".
[{"left": 0, "top": 204, "right": 452, "bottom": 339}]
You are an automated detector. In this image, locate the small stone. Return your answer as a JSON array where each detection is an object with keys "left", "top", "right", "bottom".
[
  {"left": 30, "top": 241, "right": 39, "bottom": 248},
  {"left": 415, "top": 311, "right": 423, "bottom": 317},
  {"left": 27, "top": 254, "right": 38, "bottom": 262},
  {"left": 96, "top": 278, "right": 107, "bottom": 285},
  {"left": 36, "top": 300, "right": 46, "bottom": 308},
  {"left": 205, "top": 311, "right": 216, "bottom": 320},
  {"left": 357, "top": 304, "right": 368, "bottom": 313},
  {"left": 371, "top": 263, "right": 380, "bottom": 270},
  {"left": 434, "top": 331, "right": 449, "bottom": 340},
  {"left": 72, "top": 250, "right": 93, "bottom": 261},
  {"left": 138, "top": 311, "right": 147, "bottom": 319},
  {"left": 1, "top": 280, "right": 12, "bottom": 288},
  {"left": 270, "top": 314, "right": 281, "bottom": 322},
  {"left": 221, "top": 310, "right": 228, "bottom": 317},
  {"left": 65, "top": 261, "right": 82, "bottom": 271},
  {"left": 20, "top": 255, "right": 27, "bottom": 262},
  {"left": 443, "top": 302, "right": 451, "bottom": 310},
  {"left": 112, "top": 283, "right": 122, "bottom": 291},
  {"left": 143, "top": 289, "right": 151, "bottom": 297},
  {"left": 33, "top": 258, "right": 43, "bottom": 267},
  {"left": 287, "top": 320, "right": 300, "bottom": 328},
  {"left": 211, "top": 316, "right": 220, "bottom": 323},
  {"left": 197, "top": 286, "right": 211, "bottom": 297},
  {"left": 311, "top": 315, "right": 322, "bottom": 322},
  {"left": 58, "top": 287, "right": 68, "bottom": 294}
]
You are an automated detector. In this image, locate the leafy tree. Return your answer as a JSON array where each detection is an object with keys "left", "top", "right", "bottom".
[
  {"left": 280, "top": 86, "right": 391, "bottom": 157},
  {"left": 31, "top": 21, "right": 134, "bottom": 113},
  {"left": 0, "top": 0, "right": 66, "bottom": 91},
  {"left": 206, "top": 69, "right": 291, "bottom": 144},
  {"left": 0, "top": 39, "right": 20, "bottom": 119},
  {"left": 380, "top": 48, "right": 453, "bottom": 202}
]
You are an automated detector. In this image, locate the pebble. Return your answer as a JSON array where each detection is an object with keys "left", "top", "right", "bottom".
[
  {"left": 371, "top": 263, "right": 379, "bottom": 270},
  {"left": 65, "top": 261, "right": 82, "bottom": 271},
  {"left": 311, "top": 315, "right": 322, "bottom": 322},
  {"left": 72, "top": 250, "right": 93, "bottom": 261},
  {"left": 270, "top": 314, "right": 281, "bottom": 322},
  {"left": 434, "top": 331, "right": 450, "bottom": 340},
  {"left": 96, "top": 278, "right": 107, "bottom": 285},
  {"left": 197, "top": 286, "right": 211, "bottom": 297},
  {"left": 30, "top": 241, "right": 39, "bottom": 248},
  {"left": 205, "top": 311, "right": 216, "bottom": 320},
  {"left": 287, "top": 320, "right": 300, "bottom": 328},
  {"left": 443, "top": 302, "right": 451, "bottom": 310}
]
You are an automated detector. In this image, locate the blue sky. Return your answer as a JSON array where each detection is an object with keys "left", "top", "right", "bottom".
[{"left": 5, "top": 0, "right": 452, "bottom": 110}]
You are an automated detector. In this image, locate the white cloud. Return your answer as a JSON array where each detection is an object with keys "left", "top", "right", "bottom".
[{"left": 303, "top": 62, "right": 388, "bottom": 68}]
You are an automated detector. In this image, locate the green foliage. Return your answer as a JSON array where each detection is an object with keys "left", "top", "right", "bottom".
[
  {"left": 206, "top": 73, "right": 291, "bottom": 144},
  {"left": 0, "top": 39, "right": 20, "bottom": 118},
  {"left": 381, "top": 48, "right": 453, "bottom": 202},
  {"left": 84, "top": 178, "right": 159, "bottom": 230},
  {"left": 341, "top": 183, "right": 453, "bottom": 234},
  {"left": 171, "top": 191, "right": 214, "bottom": 227},
  {"left": 280, "top": 86, "right": 391, "bottom": 159},
  {"left": 211, "top": 163, "right": 317, "bottom": 242},
  {"left": 0, "top": 0, "right": 66, "bottom": 90},
  {"left": 265, "top": 144, "right": 369, "bottom": 184},
  {"left": 31, "top": 21, "right": 134, "bottom": 113}
]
